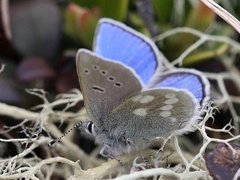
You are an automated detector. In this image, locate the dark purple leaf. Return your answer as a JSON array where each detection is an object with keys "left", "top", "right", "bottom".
[
  {"left": 16, "top": 57, "right": 55, "bottom": 82},
  {"left": 9, "top": 0, "right": 60, "bottom": 58},
  {"left": 206, "top": 143, "right": 240, "bottom": 180},
  {"left": 224, "top": 79, "right": 240, "bottom": 96},
  {"left": 54, "top": 51, "right": 79, "bottom": 93},
  {"left": 0, "top": 78, "right": 22, "bottom": 104},
  {"left": 56, "top": 71, "right": 79, "bottom": 93}
]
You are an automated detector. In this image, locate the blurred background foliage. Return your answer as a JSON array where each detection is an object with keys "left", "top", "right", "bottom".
[
  {"left": 0, "top": 0, "right": 238, "bottom": 106},
  {"left": 1, "top": 1, "right": 240, "bottom": 179},
  {"left": 0, "top": 0, "right": 239, "bottom": 109}
]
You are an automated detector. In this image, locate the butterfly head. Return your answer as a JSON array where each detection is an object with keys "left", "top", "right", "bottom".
[{"left": 81, "top": 121, "right": 141, "bottom": 157}]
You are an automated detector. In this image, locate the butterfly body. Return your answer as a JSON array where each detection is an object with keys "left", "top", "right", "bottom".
[{"left": 76, "top": 18, "right": 210, "bottom": 158}]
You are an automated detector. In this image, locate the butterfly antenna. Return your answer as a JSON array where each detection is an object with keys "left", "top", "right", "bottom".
[{"left": 49, "top": 121, "right": 83, "bottom": 147}]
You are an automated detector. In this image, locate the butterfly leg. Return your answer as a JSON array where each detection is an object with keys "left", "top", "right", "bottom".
[
  {"left": 100, "top": 146, "right": 123, "bottom": 165},
  {"left": 100, "top": 145, "right": 112, "bottom": 158}
]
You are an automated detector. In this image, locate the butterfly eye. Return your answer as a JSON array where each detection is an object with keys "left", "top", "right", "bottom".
[
  {"left": 87, "top": 122, "right": 93, "bottom": 134},
  {"left": 114, "top": 82, "right": 122, "bottom": 88},
  {"left": 86, "top": 122, "right": 96, "bottom": 136}
]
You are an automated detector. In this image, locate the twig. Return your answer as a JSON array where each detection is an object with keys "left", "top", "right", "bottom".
[
  {"left": 0, "top": 64, "right": 5, "bottom": 73},
  {"left": 0, "top": 157, "right": 80, "bottom": 179},
  {"left": 1, "top": 0, "right": 11, "bottom": 40},
  {"left": 200, "top": 0, "right": 240, "bottom": 34},
  {"left": 115, "top": 167, "right": 207, "bottom": 180}
]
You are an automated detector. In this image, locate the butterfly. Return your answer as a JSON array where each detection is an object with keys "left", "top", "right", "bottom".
[{"left": 76, "top": 18, "right": 210, "bottom": 158}]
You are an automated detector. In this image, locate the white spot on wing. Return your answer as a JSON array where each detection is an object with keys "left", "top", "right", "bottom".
[
  {"left": 132, "top": 95, "right": 154, "bottom": 103},
  {"left": 160, "top": 111, "right": 171, "bottom": 117},
  {"left": 160, "top": 105, "right": 173, "bottom": 111},
  {"left": 139, "top": 95, "right": 154, "bottom": 103},
  {"left": 170, "top": 117, "right": 177, "bottom": 122},
  {"left": 133, "top": 108, "right": 147, "bottom": 116},
  {"left": 165, "top": 93, "right": 176, "bottom": 98},
  {"left": 165, "top": 98, "right": 179, "bottom": 104},
  {"left": 132, "top": 95, "right": 143, "bottom": 102}
]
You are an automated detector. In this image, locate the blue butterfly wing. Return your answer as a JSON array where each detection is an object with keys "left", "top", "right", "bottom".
[
  {"left": 150, "top": 69, "right": 210, "bottom": 106},
  {"left": 93, "top": 18, "right": 163, "bottom": 85}
]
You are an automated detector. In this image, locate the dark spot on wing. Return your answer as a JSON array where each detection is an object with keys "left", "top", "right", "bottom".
[
  {"left": 92, "top": 86, "right": 105, "bottom": 93},
  {"left": 92, "top": 65, "right": 99, "bottom": 70},
  {"left": 100, "top": 70, "right": 107, "bottom": 75},
  {"left": 107, "top": 76, "right": 115, "bottom": 81},
  {"left": 114, "top": 82, "right": 122, "bottom": 88},
  {"left": 84, "top": 68, "right": 90, "bottom": 74}
]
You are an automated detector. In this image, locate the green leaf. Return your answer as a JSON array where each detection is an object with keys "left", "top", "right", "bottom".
[
  {"left": 71, "top": 0, "right": 100, "bottom": 8},
  {"left": 99, "top": 0, "right": 128, "bottom": 21},
  {"left": 152, "top": 0, "right": 174, "bottom": 23},
  {"left": 186, "top": 2, "right": 215, "bottom": 31},
  {"left": 64, "top": 3, "right": 100, "bottom": 47},
  {"left": 183, "top": 44, "right": 229, "bottom": 66}
]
